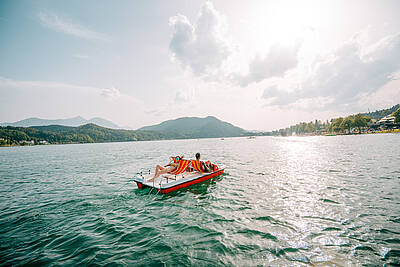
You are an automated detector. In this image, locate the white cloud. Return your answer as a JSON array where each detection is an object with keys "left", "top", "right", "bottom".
[
  {"left": 263, "top": 32, "right": 400, "bottom": 110},
  {"left": 101, "top": 87, "right": 121, "bottom": 99},
  {"left": 174, "top": 91, "right": 188, "bottom": 103},
  {"left": 236, "top": 41, "right": 302, "bottom": 87},
  {"left": 169, "top": 2, "right": 302, "bottom": 86},
  {"left": 290, "top": 97, "right": 335, "bottom": 110},
  {"left": 169, "top": 1, "right": 231, "bottom": 76},
  {"left": 262, "top": 84, "right": 297, "bottom": 106},
  {"left": 143, "top": 88, "right": 196, "bottom": 118},
  {"left": 0, "top": 77, "right": 94, "bottom": 91},
  {"left": 38, "top": 11, "right": 110, "bottom": 41},
  {"left": 174, "top": 88, "right": 195, "bottom": 103},
  {"left": 357, "top": 71, "right": 400, "bottom": 110}
]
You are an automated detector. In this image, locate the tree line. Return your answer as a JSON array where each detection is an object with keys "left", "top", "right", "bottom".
[
  {"left": 328, "top": 114, "right": 371, "bottom": 132},
  {"left": 273, "top": 113, "right": 374, "bottom": 136},
  {"left": 271, "top": 120, "right": 330, "bottom": 136},
  {"left": 0, "top": 121, "right": 251, "bottom": 146},
  {"left": 272, "top": 105, "right": 400, "bottom": 136},
  {"left": 1, "top": 105, "right": 399, "bottom": 145},
  {"left": 0, "top": 124, "right": 166, "bottom": 146}
]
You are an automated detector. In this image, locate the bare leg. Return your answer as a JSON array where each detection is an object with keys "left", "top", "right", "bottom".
[
  {"left": 154, "top": 165, "right": 165, "bottom": 178},
  {"left": 149, "top": 165, "right": 164, "bottom": 182},
  {"left": 148, "top": 165, "right": 174, "bottom": 182}
]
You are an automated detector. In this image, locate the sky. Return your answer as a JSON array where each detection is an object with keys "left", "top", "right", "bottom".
[{"left": 1, "top": 0, "right": 400, "bottom": 131}]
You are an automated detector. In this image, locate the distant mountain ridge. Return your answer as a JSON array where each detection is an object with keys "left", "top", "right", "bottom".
[
  {"left": 0, "top": 116, "right": 123, "bottom": 129},
  {"left": 139, "top": 116, "right": 246, "bottom": 138},
  {"left": 0, "top": 123, "right": 164, "bottom": 145},
  {"left": 0, "top": 116, "right": 249, "bottom": 146}
]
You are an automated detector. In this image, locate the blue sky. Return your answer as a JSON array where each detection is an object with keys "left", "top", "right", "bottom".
[{"left": 1, "top": 0, "right": 400, "bottom": 130}]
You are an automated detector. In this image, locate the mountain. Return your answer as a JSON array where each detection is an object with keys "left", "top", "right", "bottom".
[
  {"left": 1, "top": 116, "right": 249, "bottom": 146},
  {"left": 0, "top": 116, "right": 122, "bottom": 129},
  {"left": 138, "top": 116, "right": 246, "bottom": 138},
  {"left": 86, "top": 117, "right": 121, "bottom": 129},
  {"left": 0, "top": 123, "right": 165, "bottom": 145}
]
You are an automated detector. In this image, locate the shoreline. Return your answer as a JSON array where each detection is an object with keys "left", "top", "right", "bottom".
[
  {"left": 286, "top": 129, "right": 400, "bottom": 137},
  {"left": 1, "top": 130, "right": 399, "bottom": 147}
]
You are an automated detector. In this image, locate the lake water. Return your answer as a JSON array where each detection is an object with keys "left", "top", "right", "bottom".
[{"left": 0, "top": 134, "right": 399, "bottom": 266}]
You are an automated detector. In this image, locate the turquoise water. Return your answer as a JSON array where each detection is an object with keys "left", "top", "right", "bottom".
[{"left": 0, "top": 135, "right": 399, "bottom": 266}]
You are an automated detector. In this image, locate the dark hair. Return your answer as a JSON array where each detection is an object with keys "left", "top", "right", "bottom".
[{"left": 195, "top": 153, "right": 200, "bottom": 160}]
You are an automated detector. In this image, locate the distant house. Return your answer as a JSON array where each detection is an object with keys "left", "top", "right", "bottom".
[
  {"left": 376, "top": 115, "right": 396, "bottom": 129},
  {"left": 19, "top": 140, "right": 34, "bottom": 145},
  {"left": 316, "top": 125, "right": 327, "bottom": 135}
]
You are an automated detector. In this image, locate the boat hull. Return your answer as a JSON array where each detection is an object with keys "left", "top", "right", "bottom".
[{"left": 134, "top": 169, "right": 224, "bottom": 194}]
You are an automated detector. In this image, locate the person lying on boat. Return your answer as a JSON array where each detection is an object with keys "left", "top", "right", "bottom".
[
  {"left": 147, "top": 155, "right": 188, "bottom": 182},
  {"left": 147, "top": 160, "right": 179, "bottom": 182}
]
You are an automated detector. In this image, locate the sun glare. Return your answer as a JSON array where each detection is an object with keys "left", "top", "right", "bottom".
[{"left": 246, "top": 0, "right": 327, "bottom": 49}]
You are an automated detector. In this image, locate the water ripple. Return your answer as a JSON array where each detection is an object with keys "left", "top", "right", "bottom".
[{"left": 1, "top": 135, "right": 400, "bottom": 265}]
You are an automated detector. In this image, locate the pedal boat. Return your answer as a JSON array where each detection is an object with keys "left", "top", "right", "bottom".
[{"left": 134, "top": 166, "right": 224, "bottom": 194}]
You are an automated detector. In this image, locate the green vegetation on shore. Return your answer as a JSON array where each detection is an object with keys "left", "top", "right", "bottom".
[
  {"left": 0, "top": 116, "right": 249, "bottom": 146},
  {"left": 1, "top": 105, "right": 399, "bottom": 146},
  {"left": 273, "top": 104, "right": 400, "bottom": 136},
  {"left": 0, "top": 124, "right": 164, "bottom": 146},
  {"left": 393, "top": 108, "right": 400, "bottom": 124},
  {"left": 328, "top": 114, "right": 371, "bottom": 132},
  {"left": 271, "top": 113, "right": 373, "bottom": 136}
]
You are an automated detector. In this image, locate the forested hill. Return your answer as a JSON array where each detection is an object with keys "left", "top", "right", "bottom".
[
  {"left": 0, "top": 124, "right": 165, "bottom": 146},
  {"left": 139, "top": 116, "right": 246, "bottom": 138},
  {"left": 362, "top": 104, "right": 400, "bottom": 119},
  {"left": 0, "top": 117, "right": 249, "bottom": 146}
]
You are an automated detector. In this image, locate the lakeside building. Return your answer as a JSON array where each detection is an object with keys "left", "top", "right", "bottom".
[
  {"left": 373, "top": 115, "right": 397, "bottom": 130},
  {"left": 377, "top": 115, "right": 395, "bottom": 124},
  {"left": 19, "top": 140, "right": 34, "bottom": 145}
]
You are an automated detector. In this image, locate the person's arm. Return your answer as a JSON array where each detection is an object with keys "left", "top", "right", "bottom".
[{"left": 164, "top": 158, "right": 175, "bottom": 167}]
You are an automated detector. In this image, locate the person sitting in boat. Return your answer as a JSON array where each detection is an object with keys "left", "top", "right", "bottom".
[
  {"left": 194, "top": 153, "right": 219, "bottom": 173},
  {"left": 193, "top": 153, "right": 211, "bottom": 172},
  {"left": 147, "top": 156, "right": 182, "bottom": 182}
]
